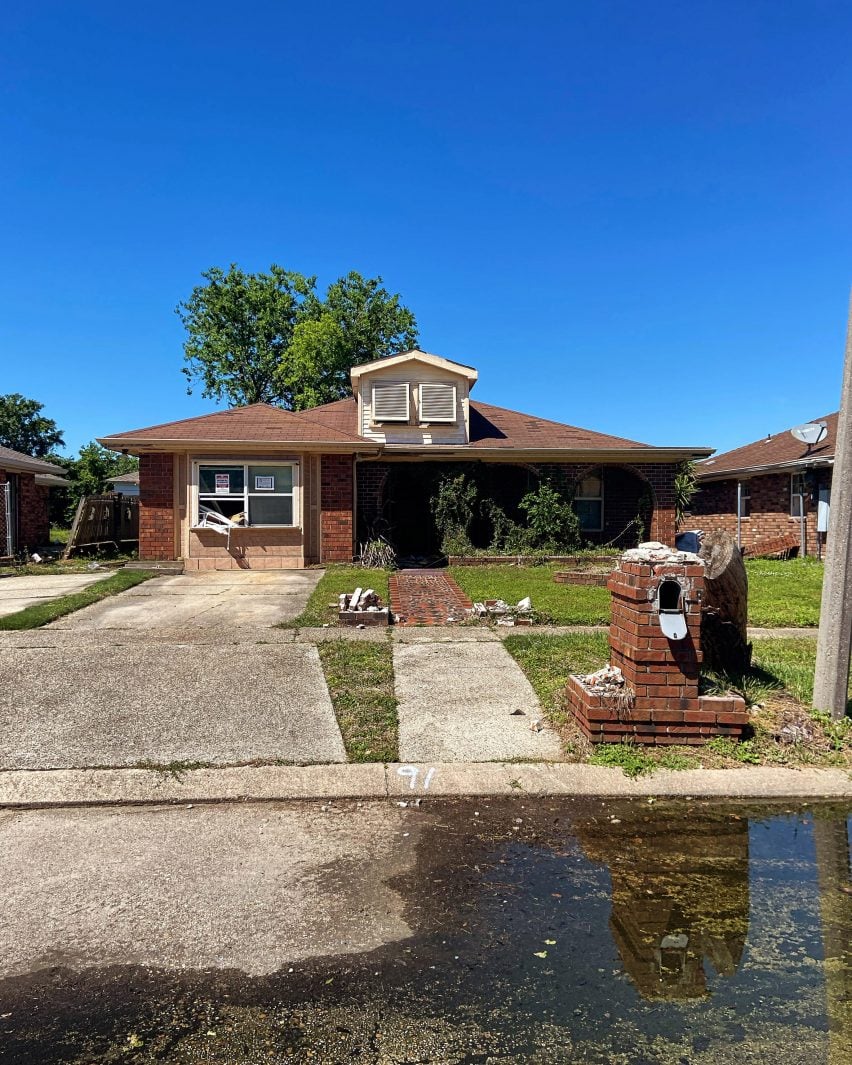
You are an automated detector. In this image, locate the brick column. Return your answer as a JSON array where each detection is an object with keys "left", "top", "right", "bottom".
[
  {"left": 320, "top": 455, "right": 354, "bottom": 562},
  {"left": 139, "top": 453, "right": 175, "bottom": 560},
  {"left": 17, "top": 474, "right": 49, "bottom": 547}
]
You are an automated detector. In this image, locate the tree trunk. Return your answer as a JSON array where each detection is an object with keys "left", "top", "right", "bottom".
[{"left": 699, "top": 530, "right": 752, "bottom": 675}]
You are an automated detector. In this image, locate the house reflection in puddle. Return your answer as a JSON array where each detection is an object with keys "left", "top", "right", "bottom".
[{"left": 573, "top": 811, "right": 750, "bottom": 1000}]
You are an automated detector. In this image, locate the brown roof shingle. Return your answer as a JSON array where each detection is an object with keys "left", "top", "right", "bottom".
[
  {"left": 99, "top": 402, "right": 366, "bottom": 446},
  {"left": 293, "top": 397, "right": 653, "bottom": 450},
  {"left": 697, "top": 413, "right": 837, "bottom": 480},
  {"left": 0, "top": 445, "right": 67, "bottom": 476}
]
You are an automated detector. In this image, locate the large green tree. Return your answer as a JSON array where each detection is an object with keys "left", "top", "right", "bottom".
[
  {"left": 177, "top": 265, "right": 418, "bottom": 410},
  {"left": 0, "top": 394, "right": 64, "bottom": 457}
]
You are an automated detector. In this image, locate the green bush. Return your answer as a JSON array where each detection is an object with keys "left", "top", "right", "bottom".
[{"left": 518, "top": 482, "right": 582, "bottom": 552}]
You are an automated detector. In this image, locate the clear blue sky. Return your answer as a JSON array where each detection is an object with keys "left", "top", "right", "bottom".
[{"left": 2, "top": 2, "right": 850, "bottom": 456}]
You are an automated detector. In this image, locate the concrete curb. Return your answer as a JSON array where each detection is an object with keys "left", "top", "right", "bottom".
[{"left": 0, "top": 762, "right": 848, "bottom": 808}]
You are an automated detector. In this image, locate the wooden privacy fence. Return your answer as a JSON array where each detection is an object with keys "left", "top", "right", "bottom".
[{"left": 63, "top": 495, "right": 140, "bottom": 558}]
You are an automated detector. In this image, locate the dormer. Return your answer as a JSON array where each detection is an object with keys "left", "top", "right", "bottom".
[{"left": 351, "top": 350, "right": 478, "bottom": 445}]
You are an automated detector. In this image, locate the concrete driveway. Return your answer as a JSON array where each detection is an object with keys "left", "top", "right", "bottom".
[
  {"left": 0, "top": 572, "right": 111, "bottom": 618},
  {"left": 49, "top": 569, "right": 322, "bottom": 630}
]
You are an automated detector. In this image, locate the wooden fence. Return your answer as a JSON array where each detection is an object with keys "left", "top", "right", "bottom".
[{"left": 63, "top": 495, "right": 139, "bottom": 559}]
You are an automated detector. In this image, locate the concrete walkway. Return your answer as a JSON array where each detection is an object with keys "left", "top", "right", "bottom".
[
  {"left": 0, "top": 571, "right": 111, "bottom": 618},
  {"left": 49, "top": 569, "right": 322, "bottom": 630},
  {"left": 394, "top": 640, "right": 563, "bottom": 762}
]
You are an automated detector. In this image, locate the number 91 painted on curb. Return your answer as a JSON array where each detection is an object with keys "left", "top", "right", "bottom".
[{"left": 396, "top": 766, "right": 436, "bottom": 791}]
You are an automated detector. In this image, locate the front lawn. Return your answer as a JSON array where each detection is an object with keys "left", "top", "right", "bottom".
[
  {"left": 449, "top": 558, "right": 824, "bottom": 628},
  {"left": 287, "top": 566, "right": 390, "bottom": 628},
  {"left": 0, "top": 569, "right": 156, "bottom": 630},
  {"left": 745, "top": 558, "right": 823, "bottom": 627},
  {"left": 503, "top": 632, "right": 850, "bottom": 772},
  {"left": 449, "top": 564, "right": 610, "bottom": 625}
]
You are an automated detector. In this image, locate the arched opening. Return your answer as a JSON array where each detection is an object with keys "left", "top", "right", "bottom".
[{"left": 571, "top": 466, "right": 655, "bottom": 549}]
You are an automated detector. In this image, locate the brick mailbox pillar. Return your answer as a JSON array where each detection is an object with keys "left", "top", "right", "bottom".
[{"left": 566, "top": 542, "right": 749, "bottom": 744}]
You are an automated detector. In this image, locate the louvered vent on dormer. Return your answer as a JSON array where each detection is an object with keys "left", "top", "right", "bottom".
[
  {"left": 371, "top": 382, "right": 410, "bottom": 422},
  {"left": 419, "top": 382, "right": 457, "bottom": 423}
]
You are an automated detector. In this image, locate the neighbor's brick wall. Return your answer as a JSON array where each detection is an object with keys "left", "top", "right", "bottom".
[
  {"left": 691, "top": 470, "right": 831, "bottom": 556},
  {"left": 17, "top": 473, "right": 49, "bottom": 547},
  {"left": 139, "top": 453, "right": 175, "bottom": 560},
  {"left": 320, "top": 455, "right": 354, "bottom": 562}
]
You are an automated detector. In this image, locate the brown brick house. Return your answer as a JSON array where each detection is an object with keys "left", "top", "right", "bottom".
[
  {"left": 0, "top": 446, "right": 70, "bottom": 558},
  {"left": 692, "top": 413, "right": 836, "bottom": 557},
  {"left": 98, "top": 351, "right": 712, "bottom": 569}
]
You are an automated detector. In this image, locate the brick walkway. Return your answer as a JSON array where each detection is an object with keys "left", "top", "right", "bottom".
[{"left": 388, "top": 569, "right": 473, "bottom": 625}]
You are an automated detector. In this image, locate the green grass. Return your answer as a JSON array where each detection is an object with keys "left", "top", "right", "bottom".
[
  {"left": 745, "top": 558, "right": 823, "bottom": 627},
  {"left": 449, "top": 563, "right": 610, "bottom": 625},
  {"left": 0, "top": 569, "right": 155, "bottom": 629},
  {"left": 317, "top": 639, "right": 398, "bottom": 762},
  {"left": 286, "top": 565, "right": 391, "bottom": 628},
  {"left": 449, "top": 558, "right": 824, "bottom": 628}
]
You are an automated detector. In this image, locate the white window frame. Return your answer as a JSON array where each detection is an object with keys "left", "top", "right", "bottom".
[
  {"left": 193, "top": 461, "right": 300, "bottom": 528},
  {"left": 790, "top": 473, "right": 806, "bottom": 518},
  {"left": 371, "top": 382, "right": 410, "bottom": 423},
  {"left": 418, "top": 382, "right": 457, "bottom": 423},
  {"left": 575, "top": 473, "right": 604, "bottom": 532}
]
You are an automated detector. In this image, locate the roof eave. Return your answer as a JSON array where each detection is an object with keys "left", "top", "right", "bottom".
[
  {"left": 377, "top": 445, "right": 714, "bottom": 462},
  {"left": 97, "top": 436, "right": 380, "bottom": 456},
  {"left": 697, "top": 453, "right": 835, "bottom": 482},
  {"left": 0, "top": 455, "right": 66, "bottom": 476}
]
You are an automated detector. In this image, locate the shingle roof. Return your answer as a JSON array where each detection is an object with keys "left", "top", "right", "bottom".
[
  {"left": 99, "top": 402, "right": 367, "bottom": 446},
  {"left": 697, "top": 413, "right": 837, "bottom": 480},
  {"left": 292, "top": 397, "right": 653, "bottom": 450},
  {"left": 0, "top": 445, "right": 67, "bottom": 476}
]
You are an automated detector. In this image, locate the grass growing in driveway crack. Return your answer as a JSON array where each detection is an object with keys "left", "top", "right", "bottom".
[
  {"left": 317, "top": 639, "right": 398, "bottom": 762},
  {"left": 0, "top": 569, "right": 156, "bottom": 630}
]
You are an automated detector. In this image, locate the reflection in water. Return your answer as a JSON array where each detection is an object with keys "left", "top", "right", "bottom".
[
  {"left": 574, "top": 813, "right": 749, "bottom": 1000},
  {"left": 814, "top": 816, "right": 852, "bottom": 1064}
]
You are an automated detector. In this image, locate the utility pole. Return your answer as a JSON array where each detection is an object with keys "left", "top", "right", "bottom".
[{"left": 813, "top": 293, "right": 852, "bottom": 719}]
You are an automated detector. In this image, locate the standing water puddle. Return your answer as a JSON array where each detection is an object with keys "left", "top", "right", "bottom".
[{"left": 0, "top": 797, "right": 849, "bottom": 1063}]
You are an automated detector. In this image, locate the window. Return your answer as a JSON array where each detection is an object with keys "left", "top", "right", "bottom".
[
  {"left": 791, "top": 473, "right": 806, "bottom": 518},
  {"left": 372, "top": 382, "right": 410, "bottom": 422},
  {"left": 574, "top": 473, "right": 603, "bottom": 531},
  {"left": 738, "top": 480, "right": 750, "bottom": 518},
  {"left": 196, "top": 463, "right": 297, "bottom": 527},
  {"left": 419, "top": 382, "right": 457, "bottom": 422}
]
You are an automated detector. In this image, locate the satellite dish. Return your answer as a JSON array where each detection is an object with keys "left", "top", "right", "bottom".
[{"left": 790, "top": 422, "right": 828, "bottom": 446}]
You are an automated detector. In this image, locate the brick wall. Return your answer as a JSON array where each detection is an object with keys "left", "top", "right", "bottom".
[
  {"left": 0, "top": 470, "right": 7, "bottom": 554},
  {"left": 691, "top": 469, "right": 831, "bottom": 556},
  {"left": 139, "top": 453, "right": 175, "bottom": 560},
  {"left": 17, "top": 474, "right": 49, "bottom": 547},
  {"left": 320, "top": 455, "right": 354, "bottom": 562}
]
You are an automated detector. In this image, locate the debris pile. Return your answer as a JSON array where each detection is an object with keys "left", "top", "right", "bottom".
[
  {"left": 620, "top": 541, "right": 703, "bottom": 565},
  {"left": 338, "top": 587, "right": 390, "bottom": 626},
  {"left": 576, "top": 665, "right": 636, "bottom": 712},
  {"left": 471, "top": 596, "right": 533, "bottom": 627}
]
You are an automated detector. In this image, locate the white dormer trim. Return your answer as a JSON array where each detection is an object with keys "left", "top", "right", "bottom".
[{"left": 351, "top": 349, "right": 478, "bottom": 388}]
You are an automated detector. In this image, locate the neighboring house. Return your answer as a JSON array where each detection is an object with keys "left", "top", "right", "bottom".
[
  {"left": 693, "top": 413, "right": 837, "bottom": 557},
  {"left": 0, "top": 446, "right": 70, "bottom": 557},
  {"left": 106, "top": 471, "right": 140, "bottom": 496},
  {"left": 98, "top": 350, "right": 712, "bottom": 570}
]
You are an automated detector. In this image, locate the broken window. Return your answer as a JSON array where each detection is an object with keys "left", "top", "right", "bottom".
[
  {"left": 196, "top": 463, "right": 297, "bottom": 527},
  {"left": 574, "top": 473, "right": 603, "bottom": 531}
]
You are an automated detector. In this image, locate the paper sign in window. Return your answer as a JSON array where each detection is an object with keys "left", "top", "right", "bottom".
[
  {"left": 254, "top": 475, "right": 275, "bottom": 491},
  {"left": 215, "top": 473, "right": 230, "bottom": 494}
]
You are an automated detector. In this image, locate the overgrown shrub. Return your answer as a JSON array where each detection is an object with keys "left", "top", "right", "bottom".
[
  {"left": 432, "top": 472, "right": 478, "bottom": 554},
  {"left": 518, "top": 482, "right": 582, "bottom": 552}
]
